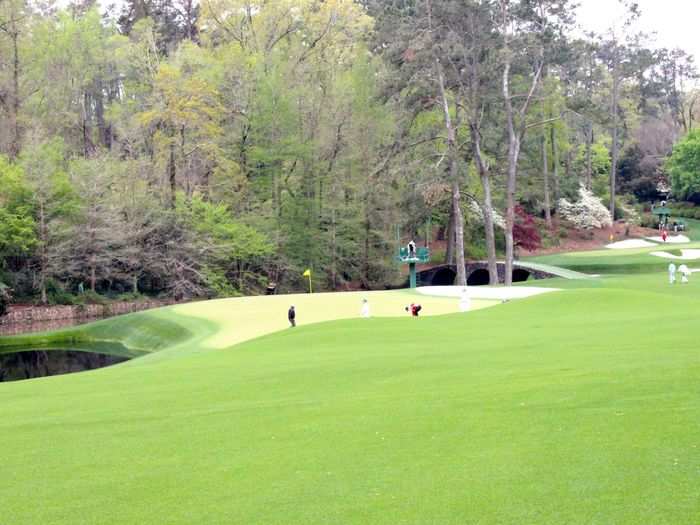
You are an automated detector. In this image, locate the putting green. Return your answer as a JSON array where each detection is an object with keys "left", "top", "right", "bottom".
[{"left": 171, "top": 289, "right": 496, "bottom": 351}]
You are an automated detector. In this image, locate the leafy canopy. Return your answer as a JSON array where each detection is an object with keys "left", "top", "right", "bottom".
[{"left": 667, "top": 129, "right": 700, "bottom": 200}]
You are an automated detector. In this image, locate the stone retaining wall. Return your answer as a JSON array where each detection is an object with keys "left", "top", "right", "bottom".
[{"left": 0, "top": 300, "right": 176, "bottom": 326}]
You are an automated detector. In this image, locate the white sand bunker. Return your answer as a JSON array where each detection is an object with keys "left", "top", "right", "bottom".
[
  {"left": 417, "top": 285, "right": 558, "bottom": 301},
  {"left": 650, "top": 249, "right": 700, "bottom": 260},
  {"left": 606, "top": 239, "right": 656, "bottom": 249},
  {"left": 646, "top": 234, "right": 690, "bottom": 244}
]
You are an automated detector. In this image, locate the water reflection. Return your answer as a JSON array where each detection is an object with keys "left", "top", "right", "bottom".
[{"left": 0, "top": 349, "right": 129, "bottom": 382}]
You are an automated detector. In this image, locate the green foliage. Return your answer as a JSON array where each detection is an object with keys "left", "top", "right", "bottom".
[
  {"left": 638, "top": 213, "right": 656, "bottom": 228},
  {"left": 185, "top": 195, "right": 272, "bottom": 262},
  {"left": 618, "top": 145, "right": 662, "bottom": 201},
  {"left": 202, "top": 266, "right": 240, "bottom": 298},
  {"left": 42, "top": 279, "right": 78, "bottom": 305},
  {"left": 76, "top": 290, "right": 109, "bottom": 305},
  {"left": 0, "top": 0, "right": 696, "bottom": 301},
  {"left": 0, "top": 281, "right": 10, "bottom": 316},
  {"left": 667, "top": 129, "right": 700, "bottom": 201},
  {"left": 0, "top": 157, "right": 37, "bottom": 257}
]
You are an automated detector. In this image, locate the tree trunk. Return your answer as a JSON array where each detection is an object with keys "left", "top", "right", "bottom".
[
  {"left": 481, "top": 175, "right": 499, "bottom": 285},
  {"left": 469, "top": 123, "right": 498, "bottom": 285},
  {"left": 503, "top": 55, "right": 517, "bottom": 287},
  {"left": 585, "top": 124, "right": 593, "bottom": 189},
  {"left": 436, "top": 60, "right": 466, "bottom": 286},
  {"left": 168, "top": 142, "right": 176, "bottom": 207},
  {"left": 90, "top": 259, "right": 96, "bottom": 292},
  {"left": 551, "top": 123, "right": 560, "bottom": 210},
  {"left": 180, "top": 126, "right": 191, "bottom": 198},
  {"left": 39, "top": 201, "right": 48, "bottom": 305},
  {"left": 450, "top": 178, "right": 466, "bottom": 286},
  {"left": 610, "top": 40, "right": 620, "bottom": 219},
  {"left": 94, "top": 80, "right": 108, "bottom": 148},
  {"left": 362, "top": 214, "right": 370, "bottom": 288},
  {"left": 427, "top": 0, "right": 465, "bottom": 286},
  {"left": 330, "top": 207, "right": 337, "bottom": 289},
  {"left": 445, "top": 203, "right": 455, "bottom": 265},
  {"left": 82, "top": 92, "right": 91, "bottom": 158},
  {"left": 504, "top": 137, "right": 519, "bottom": 287},
  {"left": 9, "top": 25, "right": 21, "bottom": 159},
  {"left": 499, "top": 1, "right": 543, "bottom": 286},
  {"left": 542, "top": 131, "right": 552, "bottom": 229}
]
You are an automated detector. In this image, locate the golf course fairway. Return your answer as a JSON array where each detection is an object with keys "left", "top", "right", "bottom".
[{"left": 1, "top": 272, "right": 699, "bottom": 523}]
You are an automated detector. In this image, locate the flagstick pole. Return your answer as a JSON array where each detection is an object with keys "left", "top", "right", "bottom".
[{"left": 308, "top": 275, "right": 313, "bottom": 294}]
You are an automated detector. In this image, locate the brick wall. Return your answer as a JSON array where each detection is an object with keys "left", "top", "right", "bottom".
[{"left": 0, "top": 300, "right": 177, "bottom": 326}]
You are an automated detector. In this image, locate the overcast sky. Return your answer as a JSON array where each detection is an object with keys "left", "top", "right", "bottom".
[{"left": 577, "top": 0, "right": 700, "bottom": 62}]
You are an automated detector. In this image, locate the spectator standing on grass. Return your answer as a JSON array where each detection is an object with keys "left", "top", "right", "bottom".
[
  {"left": 459, "top": 288, "right": 470, "bottom": 312},
  {"left": 288, "top": 305, "right": 296, "bottom": 327},
  {"left": 668, "top": 263, "right": 677, "bottom": 284},
  {"left": 361, "top": 298, "right": 371, "bottom": 318},
  {"left": 662, "top": 229, "right": 668, "bottom": 242}
]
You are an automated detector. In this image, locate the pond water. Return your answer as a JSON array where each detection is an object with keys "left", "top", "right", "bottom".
[{"left": 0, "top": 349, "right": 129, "bottom": 382}]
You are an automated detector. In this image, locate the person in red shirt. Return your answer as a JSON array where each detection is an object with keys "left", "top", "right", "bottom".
[
  {"left": 405, "top": 303, "right": 422, "bottom": 317},
  {"left": 662, "top": 229, "right": 668, "bottom": 242}
]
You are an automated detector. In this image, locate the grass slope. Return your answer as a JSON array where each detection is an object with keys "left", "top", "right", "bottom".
[
  {"left": 526, "top": 241, "right": 700, "bottom": 274},
  {"left": 515, "top": 260, "right": 595, "bottom": 279},
  {"left": 2, "top": 271, "right": 699, "bottom": 523},
  {"left": 0, "top": 311, "right": 197, "bottom": 357}
]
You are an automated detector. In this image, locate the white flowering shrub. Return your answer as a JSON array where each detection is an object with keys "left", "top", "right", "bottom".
[
  {"left": 468, "top": 200, "right": 505, "bottom": 229},
  {"left": 620, "top": 202, "right": 640, "bottom": 225},
  {"left": 558, "top": 186, "right": 612, "bottom": 229}
]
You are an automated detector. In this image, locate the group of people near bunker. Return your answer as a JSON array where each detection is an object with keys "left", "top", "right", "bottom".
[
  {"left": 286, "top": 288, "right": 475, "bottom": 327},
  {"left": 288, "top": 299, "right": 425, "bottom": 327},
  {"left": 668, "top": 263, "right": 692, "bottom": 284}
]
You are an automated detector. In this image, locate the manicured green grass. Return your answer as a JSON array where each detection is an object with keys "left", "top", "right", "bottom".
[
  {"left": 2, "top": 271, "right": 700, "bottom": 523},
  {"left": 526, "top": 241, "right": 700, "bottom": 274}
]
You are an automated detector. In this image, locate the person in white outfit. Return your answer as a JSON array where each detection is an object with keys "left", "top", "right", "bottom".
[
  {"left": 361, "top": 298, "right": 371, "bottom": 318},
  {"left": 668, "top": 263, "right": 677, "bottom": 284},
  {"left": 679, "top": 264, "right": 691, "bottom": 283},
  {"left": 459, "top": 287, "right": 470, "bottom": 312},
  {"left": 407, "top": 240, "right": 416, "bottom": 259}
]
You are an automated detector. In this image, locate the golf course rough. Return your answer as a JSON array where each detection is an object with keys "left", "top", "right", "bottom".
[{"left": 2, "top": 272, "right": 700, "bottom": 524}]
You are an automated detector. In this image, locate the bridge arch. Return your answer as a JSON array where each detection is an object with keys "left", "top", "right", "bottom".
[
  {"left": 431, "top": 267, "right": 457, "bottom": 286},
  {"left": 467, "top": 268, "right": 490, "bottom": 286},
  {"left": 512, "top": 269, "right": 530, "bottom": 283}
]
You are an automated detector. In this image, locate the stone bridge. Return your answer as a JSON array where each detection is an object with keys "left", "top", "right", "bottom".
[{"left": 415, "top": 261, "right": 556, "bottom": 287}]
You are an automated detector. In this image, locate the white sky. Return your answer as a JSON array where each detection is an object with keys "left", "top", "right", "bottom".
[{"left": 577, "top": 0, "right": 700, "bottom": 62}]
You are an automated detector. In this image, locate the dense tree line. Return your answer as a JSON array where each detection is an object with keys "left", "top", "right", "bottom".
[{"left": 0, "top": 0, "right": 697, "bottom": 303}]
